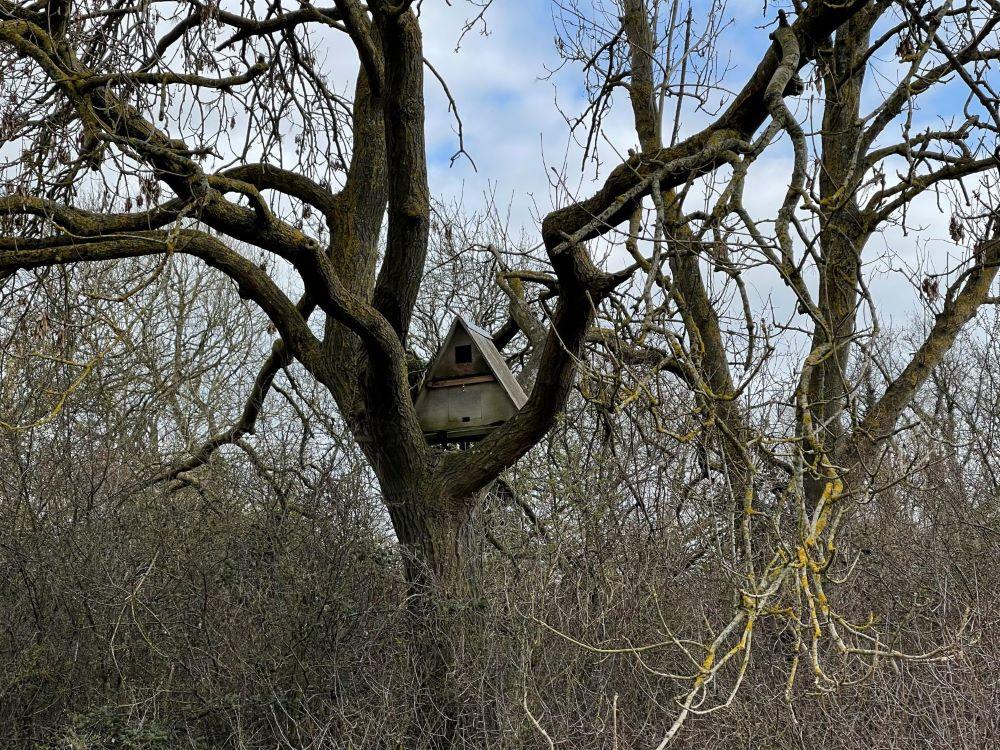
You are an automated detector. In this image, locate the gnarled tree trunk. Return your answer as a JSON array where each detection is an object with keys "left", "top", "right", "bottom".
[{"left": 388, "top": 487, "right": 482, "bottom": 749}]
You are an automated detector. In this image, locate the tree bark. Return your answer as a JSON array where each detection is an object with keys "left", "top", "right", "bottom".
[
  {"left": 388, "top": 490, "right": 481, "bottom": 749},
  {"left": 805, "top": 11, "right": 878, "bottom": 503}
]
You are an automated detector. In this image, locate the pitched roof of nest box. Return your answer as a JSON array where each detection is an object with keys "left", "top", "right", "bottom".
[{"left": 415, "top": 316, "right": 528, "bottom": 443}]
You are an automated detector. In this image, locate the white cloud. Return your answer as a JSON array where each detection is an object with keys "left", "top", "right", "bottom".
[{"left": 358, "top": 1, "right": 985, "bottom": 326}]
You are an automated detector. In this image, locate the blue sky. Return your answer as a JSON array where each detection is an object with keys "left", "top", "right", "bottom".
[{"left": 409, "top": 0, "right": 994, "bottom": 335}]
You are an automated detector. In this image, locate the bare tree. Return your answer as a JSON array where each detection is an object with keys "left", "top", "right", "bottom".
[
  {"left": 516, "top": 0, "right": 1000, "bottom": 742},
  {"left": 2, "top": 0, "right": 997, "bottom": 745}
]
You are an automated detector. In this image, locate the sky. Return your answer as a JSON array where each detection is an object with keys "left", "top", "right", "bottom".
[
  {"left": 415, "top": 0, "right": 801, "bottom": 221},
  {"left": 9, "top": 0, "right": 979, "bottom": 342},
  {"left": 420, "top": 0, "right": 567, "bottom": 218},
  {"left": 400, "top": 0, "right": 992, "bottom": 336}
]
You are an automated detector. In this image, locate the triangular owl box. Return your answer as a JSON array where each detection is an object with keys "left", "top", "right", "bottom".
[{"left": 415, "top": 317, "right": 528, "bottom": 444}]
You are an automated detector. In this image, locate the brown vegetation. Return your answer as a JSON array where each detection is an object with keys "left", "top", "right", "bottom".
[{"left": 0, "top": 0, "right": 998, "bottom": 746}]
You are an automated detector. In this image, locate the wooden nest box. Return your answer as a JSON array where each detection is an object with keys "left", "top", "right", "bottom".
[{"left": 416, "top": 317, "right": 528, "bottom": 444}]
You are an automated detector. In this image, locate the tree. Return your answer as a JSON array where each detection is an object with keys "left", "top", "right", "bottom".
[
  {"left": 0, "top": 0, "right": 996, "bottom": 745},
  {"left": 538, "top": 0, "right": 999, "bottom": 741}
]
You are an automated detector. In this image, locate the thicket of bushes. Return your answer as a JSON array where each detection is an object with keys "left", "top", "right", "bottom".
[{"left": 1, "top": 261, "right": 998, "bottom": 748}]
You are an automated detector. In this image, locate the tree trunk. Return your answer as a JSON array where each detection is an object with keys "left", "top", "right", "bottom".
[
  {"left": 388, "top": 491, "right": 481, "bottom": 749},
  {"left": 804, "top": 14, "right": 875, "bottom": 505}
]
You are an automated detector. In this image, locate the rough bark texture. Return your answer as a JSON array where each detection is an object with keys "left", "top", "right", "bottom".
[{"left": 804, "top": 11, "right": 878, "bottom": 501}]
